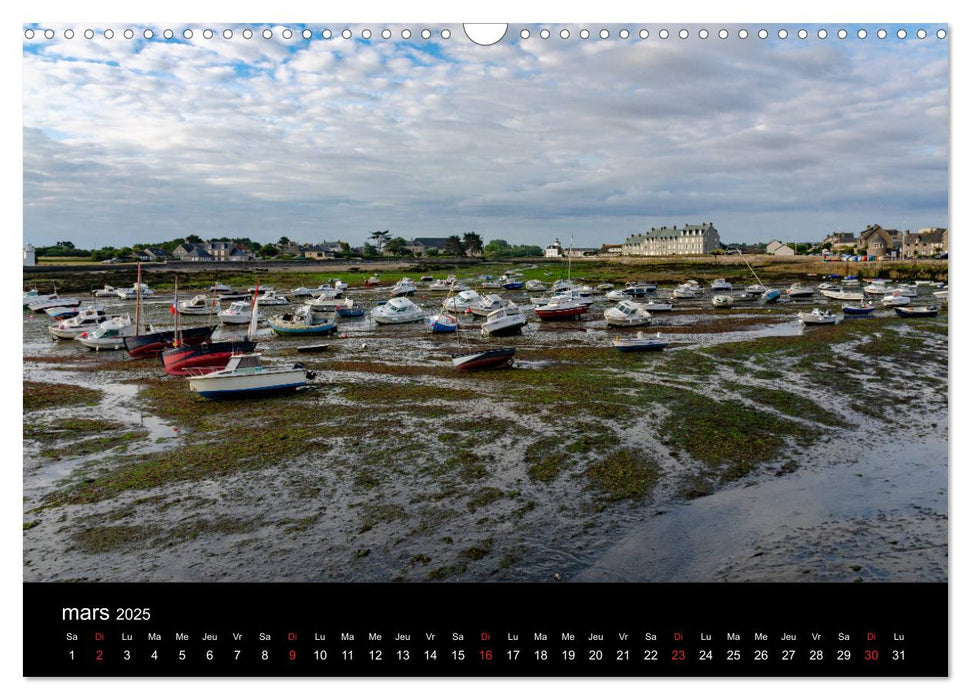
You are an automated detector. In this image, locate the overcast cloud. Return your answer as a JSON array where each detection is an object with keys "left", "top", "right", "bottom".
[{"left": 22, "top": 23, "right": 948, "bottom": 248}]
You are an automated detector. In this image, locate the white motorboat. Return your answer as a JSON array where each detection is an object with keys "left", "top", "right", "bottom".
[
  {"left": 551, "top": 279, "right": 576, "bottom": 293},
  {"left": 710, "top": 278, "right": 733, "bottom": 291},
  {"left": 933, "top": 289, "right": 948, "bottom": 301},
  {"left": 257, "top": 289, "right": 290, "bottom": 306},
  {"left": 371, "top": 296, "right": 425, "bottom": 324},
  {"left": 187, "top": 353, "right": 313, "bottom": 398},
  {"left": 820, "top": 288, "right": 865, "bottom": 302},
  {"left": 672, "top": 282, "right": 701, "bottom": 299},
  {"left": 881, "top": 291, "right": 912, "bottom": 307},
  {"left": 613, "top": 331, "right": 668, "bottom": 352},
  {"left": 49, "top": 306, "right": 108, "bottom": 339},
  {"left": 116, "top": 283, "right": 154, "bottom": 299},
  {"left": 893, "top": 284, "right": 919, "bottom": 297},
  {"left": 309, "top": 293, "right": 351, "bottom": 311},
  {"left": 842, "top": 278, "right": 861, "bottom": 288},
  {"left": 291, "top": 287, "right": 313, "bottom": 298},
  {"left": 575, "top": 285, "right": 594, "bottom": 297},
  {"left": 218, "top": 300, "right": 254, "bottom": 325},
  {"left": 429, "top": 276, "right": 457, "bottom": 291},
  {"left": 178, "top": 295, "right": 220, "bottom": 315},
  {"left": 596, "top": 283, "right": 615, "bottom": 291},
  {"left": 444, "top": 289, "right": 482, "bottom": 313},
  {"left": 525, "top": 279, "right": 547, "bottom": 291},
  {"left": 391, "top": 278, "right": 418, "bottom": 297},
  {"left": 92, "top": 285, "right": 119, "bottom": 298},
  {"left": 23, "top": 289, "right": 55, "bottom": 307},
  {"left": 624, "top": 282, "right": 656, "bottom": 296},
  {"left": 77, "top": 315, "right": 135, "bottom": 350},
  {"left": 209, "top": 282, "right": 231, "bottom": 293},
  {"left": 641, "top": 301, "right": 674, "bottom": 312},
  {"left": 786, "top": 283, "right": 815, "bottom": 298},
  {"left": 331, "top": 279, "right": 348, "bottom": 292},
  {"left": 604, "top": 300, "right": 652, "bottom": 327},
  {"left": 480, "top": 305, "right": 527, "bottom": 337},
  {"left": 744, "top": 284, "right": 767, "bottom": 296},
  {"left": 470, "top": 294, "right": 512, "bottom": 317},
  {"left": 712, "top": 294, "right": 734, "bottom": 308},
  {"left": 817, "top": 282, "right": 836, "bottom": 291},
  {"left": 864, "top": 281, "right": 892, "bottom": 295},
  {"left": 28, "top": 294, "right": 81, "bottom": 313},
  {"left": 606, "top": 289, "right": 631, "bottom": 302},
  {"left": 798, "top": 308, "right": 838, "bottom": 325}
]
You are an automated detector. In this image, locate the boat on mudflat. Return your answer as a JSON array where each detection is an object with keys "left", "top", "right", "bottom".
[
  {"left": 481, "top": 305, "right": 527, "bottom": 337},
  {"left": 798, "top": 308, "right": 838, "bottom": 326},
  {"left": 821, "top": 288, "right": 865, "bottom": 302},
  {"left": 187, "top": 353, "right": 314, "bottom": 398},
  {"left": 124, "top": 325, "right": 215, "bottom": 358},
  {"left": 49, "top": 306, "right": 108, "bottom": 339},
  {"left": 161, "top": 339, "right": 258, "bottom": 375},
  {"left": 267, "top": 306, "right": 338, "bottom": 335},
  {"left": 842, "top": 303, "right": 877, "bottom": 316},
  {"left": 894, "top": 306, "right": 939, "bottom": 318},
  {"left": 451, "top": 346, "right": 516, "bottom": 371},
  {"left": 712, "top": 294, "right": 734, "bottom": 309},
  {"left": 613, "top": 331, "right": 668, "bottom": 352},
  {"left": 77, "top": 315, "right": 135, "bottom": 350},
  {"left": 534, "top": 297, "right": 587, "bottom": 320}
]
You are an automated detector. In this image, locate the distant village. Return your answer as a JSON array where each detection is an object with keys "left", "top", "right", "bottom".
[{"left": 23, "top": 221, "right": 948, "bottom": 266}]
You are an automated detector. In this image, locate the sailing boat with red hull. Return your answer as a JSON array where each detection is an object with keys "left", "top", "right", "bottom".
[
  {"left": 161, "top": 281, "right": 257, "bottom": 376},
  {"left": 123, "top": 265, "right": 214, "bottom": 358}
]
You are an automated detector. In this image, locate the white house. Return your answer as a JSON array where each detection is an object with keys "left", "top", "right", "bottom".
[
  {"left": 23, "top": 244, "right": 36, "bottom": 266},
  {"left": 544, "top": 238, "right": 563, "bottom": 258}
]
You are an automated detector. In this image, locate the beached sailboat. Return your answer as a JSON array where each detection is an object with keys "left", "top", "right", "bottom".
[
  {"left": 124, "top": 266, "right": 214, "bottom": 358},
  {"left": 735, "top": 248, "right": 780, "bottom": 303}
]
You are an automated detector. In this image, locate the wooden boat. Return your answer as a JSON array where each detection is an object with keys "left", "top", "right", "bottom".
[
  {"left": 124, "top": 325, "right": 214, "bottom": 358},
  {"left": 161, "top": 339, "right": 258, "bottom": 375},
  {"left": 613, "top": 331, "right": 668, "bottom": 352},
  {"left": 894, "top": 306, "right": 939, "bottom": 318},
  {"left": 451, "top": 347, "right": 516, "bottom": 371},
  {"left": 187, "top": 353, "right": 314, "bottom": 398}
]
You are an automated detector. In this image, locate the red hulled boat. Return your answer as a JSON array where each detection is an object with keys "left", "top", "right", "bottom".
[
  {"left": 124, "top": 325, "right": 216, "bottom": 358},
  {"left": 534, "top": 300, "right": 587, "bottom": 321},
  {"left": 160, "top": 339, "right": 258, "bottom": 376}
]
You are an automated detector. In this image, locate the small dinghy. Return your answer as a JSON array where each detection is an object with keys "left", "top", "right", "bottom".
[
  {"left": 267, "top": 305, "right": 338, "bottom": 335},
  {"left": 451, "top": 346, "right": 516, "bottom": 371},
  {"left": 842, "top": 303, "right": 876, "bottom": 316},
  {"left": 894, "top": 306, "right": 939, "bottom": 318},
  {"left": 613, "top": 331, "right": 668, "bottom": 353},
  {"left": 297, "top": 344, "right": 330, "bottom": 353}
]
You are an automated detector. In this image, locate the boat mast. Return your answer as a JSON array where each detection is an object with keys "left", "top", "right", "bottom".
[
  {"left": 735, "top": 248, "right": 765, "bottom": 288},
  {"left": 134, "top": 263, "right": 142, "bottom": 334},
  {"left": 247, "top": 283, "right": 260, "bottom": 341},
  {"left": 173, "top": 274, "right": 181, "bottom": 345}
]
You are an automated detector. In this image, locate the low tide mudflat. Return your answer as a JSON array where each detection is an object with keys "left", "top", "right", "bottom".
[{"left": 22, "top": 273, "right": 948, "bottom": 583}]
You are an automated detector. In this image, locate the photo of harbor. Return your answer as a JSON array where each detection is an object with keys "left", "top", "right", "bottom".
[{"left": 22, "top": 23, "right": 948, "bottom": 584}]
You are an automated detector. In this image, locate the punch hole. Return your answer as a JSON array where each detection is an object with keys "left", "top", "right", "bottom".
[
  {"left": 797, "top": 29, "right": 808, "bottom": 39},
  {"left": 302, "top": 29, "right": 312, "bottom": 39},
  {"left": 222, "top": 29, "right": 232, "bottom": 40},
  {"left": 44, "top": 29, "right": 54, "bottom": 39},
  {"left": 421, "top": 29, "right": 431, "bottom": 39},
  {"left": 362, "top": 29, "right": 372, "bottom": 39},
  {"left": 105, "top": 29, "right": 114, "bottom": 39},
  {"left": 441, "top": 29, "right": 451, "bottom": 39},
  {"left": 342, "top": 29, "right": 352, "bottom": 39},
  {"left": 402, "top": 29, "right": 412, "bottom": 39},
  {"left": 937, "top": 29, "right": 946, "bottom": 39},
  {"left": 699, "top": 29, "right": 709, "bottom": 39},
  {"left": 857, "top": 29, "right": 867, "bottom": 39},
  {"left": 778, "top": 29, "right": 788, "bottom": 39},
  {"left": 520, "top": 29, "right": 529, "bottom": 39},
  {"left": 560, "top": 29, "right": 570, "bottom": 39},
  {"left": 678, "top": 29, "right": 688, "bottom": 39},
  {"left": 658, "top": 29, "right": 668, "bottom": 39},
  {"left": 877, "top": 29, "right": 887, "bottom": 39},
  {"left": 382, "top": 29, "right": 392, "bottom": 39},
  {"left": 897, "top": 29, "right": 906, "bottom": 39},
  {"left": 202, "top": 29, "right": 213, "bottom": 39},
  {"left": 579, "top": 29, "right": 589, "bottom": 39},
  {"left": 182, "top": 29, "right": 191, "bottom": 39},
  {"left": 84, "top": 29, "right": 95, "bottom": 39},
  {"left": 262, "top": 29, "right": 272, "bottom": 39},
  {"left": 600, "top": 29, "right": 609, "bottom": 39},
  {"left": 163, "top": 29, "right": 174, "bottom": 39},
  {"left": 738, "top": 29, "right": 748, "bottom": 39},
  {"left": 321, "top": 29, "right": 332, "bottom": 39},
  {"left": 718, "top": 29, "right": 728, "bottom": 39},
  {"left": 638, "top": 29, "right": 648, "bottom": 39},
  {"left": 144, "top": 29, "right": 154, "bottom": 39},
  {"left": 540, "top": 29, "right": 550, "bottom": 39},
  {"left": 282, "top": 29, "right": 293, "bottom": 39},
  {"left": 24, "top": 29, "right": 34, "bottom": 39},
  {"left": 917, "top": 29, "right": 926, "bottom": 39},
  {"left": 817, "top": 29, "right": 827, "bottom": 39},
  {"left": 758, "top": 29, "right": 768, "bottom": 39},
  {"left": 124, "top": 29, "right": 134, "bottom": 39},
  {"left": 619, "top": 29, "right": 629, "bottom": 39},
  {"left": 464, "top": 24, "right": 507, "bottom": 46},
  {"left": 65, "top": 29, "right": 75, "bottom": 39},
  {"left": 837, "top": 29, "right": 847, "bottom": 39}
]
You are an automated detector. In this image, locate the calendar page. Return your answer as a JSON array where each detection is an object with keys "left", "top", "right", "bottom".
[{"left": 21, "top": 18, "right": 949, "bottom": 678}]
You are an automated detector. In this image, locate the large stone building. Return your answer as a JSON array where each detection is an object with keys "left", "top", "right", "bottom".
[
  {"left": 859, "top": 224, "right": 903, "bottom": 258},
  {"left": 902, "top": 228, "right": 948, "bottom": 258},
  {"left": 405, "top": 237, "right": 452, "bottom": 256},
  {"left": 823, "top": 231, "right": 857, "bottom": 250},
  {"left": 622, "top": 223, "right": 720, "bottom": 256}
]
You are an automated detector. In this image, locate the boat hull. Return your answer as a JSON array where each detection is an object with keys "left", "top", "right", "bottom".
[
  {"left": 452, "top": 347, "right": 516, "bottom": 371},
  {"left": 267, "top": 321, "right": 337, "bottom": 335},
  {"left": 124, "top": 326, "right": 215, "bottom": 358},
  {"left": 842, "top": 306, "right": 876, "bottom": 316},
  {"left": 161, "top": 340, "right": 258, "bottom": 376},
  {"left": 481, "top": 320, "right": 526, "bottom": 337},
  {"left": 535, "top": 306, "right": 586, "bottom": 320},
  {"left": 188, "top": 370, "right": 309, "bottom": 398},
  {"left": 894, "top": 307, "right": 939, "bottom": 318},
  {"left": 614, "top": 341, "right": 667, "bottom": 352}
]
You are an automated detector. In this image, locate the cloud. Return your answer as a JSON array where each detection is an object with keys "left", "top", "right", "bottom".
[{"left": 22, "top": 24, "right": 948, "bottom": 247}]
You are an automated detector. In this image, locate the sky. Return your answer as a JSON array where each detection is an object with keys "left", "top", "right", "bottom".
[{"left": 22, "top": 22, "right": 949, "bottom": 249}]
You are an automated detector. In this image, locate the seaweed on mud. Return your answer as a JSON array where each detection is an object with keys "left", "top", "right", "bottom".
[{"left": 24, "top": 381, "right": 102, "bottom": 413}]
